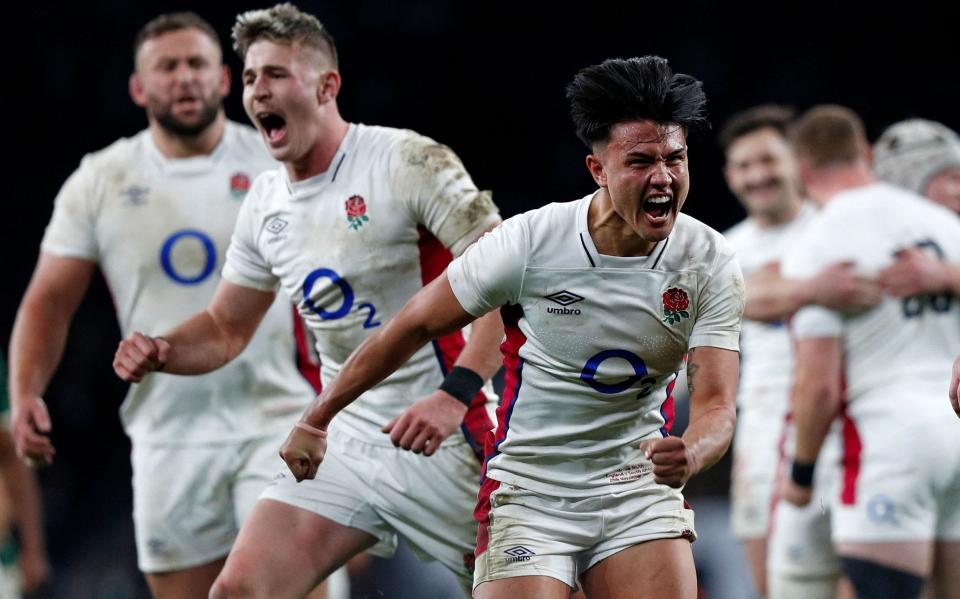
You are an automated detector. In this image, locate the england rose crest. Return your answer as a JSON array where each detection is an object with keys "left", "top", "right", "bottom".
[
  {"left": 229, "top": 172, "right": 251, "bottom": 199},
  {"left": 662, "top": 287, "right": 690, "bottom": 325},
  {"left": 345, "top": 195, "right": 370, "bottom": 230}
]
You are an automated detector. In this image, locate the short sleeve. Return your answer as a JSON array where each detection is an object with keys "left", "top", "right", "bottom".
[
  {"left": 689, "top": 245, "right": 745, "bottom": 351},
  {"left": 397, "top": 135, "right": 500, "bottom": 256},
  {"left": 40, "top": 156, "right": 100, "bottom": 261},
  {"left": 446, "top": 215, "right": 528, "bottom": 317},
  {"left": 221, "top": 180, "right": 280, "bottom": 292}
]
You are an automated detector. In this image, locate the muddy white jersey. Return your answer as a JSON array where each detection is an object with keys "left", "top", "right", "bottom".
[
  {"left": 447, "top": 194, "right": 744, "bottom": 497},
  {"left": 223, "top": 123, "right": 500, "bottom": 451},
  {"left": 40, "top": 121, "right": 314, "bottom": 444},
  {"left": 783, "top": 183, "right": 960, "bottom": 416},
  {"left": 724, "top": 203, "right": 817, "bottom": 415}
]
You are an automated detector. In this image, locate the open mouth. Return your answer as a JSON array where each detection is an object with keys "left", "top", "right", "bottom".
[
  {"left": 745, "top": 178, "right": 782, "bottom": 197},
  {"left": 174, "top": 95, "right": 200, "bottom": 110},
  {"left": 257, "top": 112, "right": 288, "bottom": 144},
  {"left": 643, "top": 195, "right": 672, "bottom": 220}
]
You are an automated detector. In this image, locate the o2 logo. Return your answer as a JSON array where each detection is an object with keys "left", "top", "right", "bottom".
[
  {"left": 302, "top": 267, "right": 381, "bottom": 329},
  {"left": 580, "top": 349, "right": 656, "bottom": 397},
  {"left": 160, "top": 229, "right": 217, "bottom": 285}
]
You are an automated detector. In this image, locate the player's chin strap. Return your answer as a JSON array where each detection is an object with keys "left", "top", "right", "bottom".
[{"left": 439, "top": 366, "right": 483, "bottom": 407}]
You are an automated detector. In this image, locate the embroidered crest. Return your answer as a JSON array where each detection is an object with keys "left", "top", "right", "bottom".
[
  {"left": 662, "top": 287, "right": 690, "bottom": 325},
  {"left": 345, "top": 195, "right": 370, "bottom": 230},
  {"left": 230, "top": 172, "right": 251, "bottom": 198}
]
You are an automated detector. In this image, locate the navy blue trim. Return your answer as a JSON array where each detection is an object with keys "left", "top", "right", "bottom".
[
  {"left": 659, "top": 377, "right": 677, "bottom": 437},
  {"left": 429, "top": 339, "right": 450, "bottom": 376},
  {"left": 331, "top": 153, "right": 347, "bottom": 182},
  {"left": 460, "top": 423, "right": 485, "bottom": 460},
  {"left": 659, "top": 403, "right": 669, "bottom": 437},
  {"left": 579, "top": 233, "right": 596, "bottom": 267},
  {"left": 481, "top": 357, "right": 524, "bottom": 480},
  {"left": 651, "top": 237, "right": 670, "bottom": 269}
]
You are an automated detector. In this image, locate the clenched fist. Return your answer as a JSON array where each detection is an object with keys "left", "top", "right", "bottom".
[
  {"left": 280, "top": 421, "right": 328, "bottom": 482},
  {"left": 640, "top": 436, "right": 699, "bottom": 488},
  {"left": 114, "top": 332, "right": 170, "bottom": 382}
]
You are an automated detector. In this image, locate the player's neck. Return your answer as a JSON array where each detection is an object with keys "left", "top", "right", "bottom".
[
  {"left": 149, "top": 112, "right": 226, "bottom": 159},
  {"left": 285, "top": 117, "right": 350, "bottom": 182},
  {"left": 806, "top": 162, "right": 874, "bottom": 207},
  {"left": 589, "top": 190, "right": 658, "bottom": 257}
]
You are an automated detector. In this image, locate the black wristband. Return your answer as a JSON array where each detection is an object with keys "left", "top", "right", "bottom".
[
  {"left": 790, "top": 460, "right": 816, "bottom": 487},
  {"left": 439, "top": 366, "right": 483, "bottom": 407}
]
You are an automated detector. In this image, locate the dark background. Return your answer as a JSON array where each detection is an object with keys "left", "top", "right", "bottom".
[{"left": 2, "top": 1, "right": 958, "bottom": 597}]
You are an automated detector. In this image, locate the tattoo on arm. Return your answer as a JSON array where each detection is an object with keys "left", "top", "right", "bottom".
[{"left": 686, "top": 348, "right": 699, "bottom": 394}]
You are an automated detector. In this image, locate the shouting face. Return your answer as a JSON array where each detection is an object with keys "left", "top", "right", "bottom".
[
  {"left": 130, "top": 27, "right": 228, "bottom": 137},
  {"left": 588, "top": 120, "right": 690, "bottom": 252}
]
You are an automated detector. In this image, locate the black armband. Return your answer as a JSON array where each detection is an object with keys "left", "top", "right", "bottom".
[
  {"left": 439, "top": 366, "right": 483, "bottom": 407},
  {"left": 790, "top": 460, "right": 816, "bottom": 487}
]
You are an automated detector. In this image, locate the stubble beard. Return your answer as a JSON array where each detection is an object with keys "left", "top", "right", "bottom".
[{"left": 152, "top": 92, "right": 222, "bottom": 138}]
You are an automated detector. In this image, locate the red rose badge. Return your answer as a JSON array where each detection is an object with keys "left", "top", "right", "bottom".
[
  {"left": 662, "top": 287, "right": 690, "bottom": 324},
  {"left": 230, "top": 172, "right": 251, "bottom": 198},
  {"left": 345, "top": 195, "right": 370, "bottom": 230}
]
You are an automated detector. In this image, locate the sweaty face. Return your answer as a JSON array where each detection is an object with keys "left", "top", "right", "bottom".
[
  {"left": 924, "top": 167, "right": 960, "bottom": 214},
  {"left": 242, "top": 40, "right": 325, "bottom": 163},
  {"left": 134, "top": 28, "right": 226, "bottom": 137},
  {"left": 594, "top": 120, "right": 690, "bottom": 245},
  {"left": 724, "top": 127, "right": 800, "bottom": 222}
]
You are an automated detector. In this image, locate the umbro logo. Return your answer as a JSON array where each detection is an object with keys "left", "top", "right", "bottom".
[
  {"left": 545, "top": 290, "right": 584, "bottom": 315},
  {"left": 147, "top": 538, "right": 169, "bottom": 556},
  {"left": 504, "top": 545, "right": 535, "bottom": 562},
  {"left": 266, "top": 217, "right": 288, "bottom": 235},
  {"left": 546, "top": 290, "right": 584, "bottom": 306},
  {"left": 121, "top": 185, "right": 150, "bottom": 206}
]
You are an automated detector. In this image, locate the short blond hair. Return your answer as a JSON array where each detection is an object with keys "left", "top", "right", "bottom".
[
  {"left": 232, "top": 3, "right": 337, "bottom": 67},
  {"left": 790, "top": 105, "right": 868, "bottom": 169}
]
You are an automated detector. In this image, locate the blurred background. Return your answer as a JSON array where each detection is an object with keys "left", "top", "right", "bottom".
[{"left": 2, "top": 1, "right": 957, "bottom": 597}]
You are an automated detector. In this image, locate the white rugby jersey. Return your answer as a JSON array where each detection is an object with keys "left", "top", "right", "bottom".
[
  {"left": 783, "top": 183, "right": 960, "bottom": 418},
  {"left": 41, "top": 121, "right": 314, "bottom": 444},
  {"left": 222, "top": 123, "right": 500, "bottom": 454},
  {"left": 725, "top": 203, "right": 817, "bottom": 415},
  {"left": 447, "top": 195, "right": 744, "bottom": 497}
]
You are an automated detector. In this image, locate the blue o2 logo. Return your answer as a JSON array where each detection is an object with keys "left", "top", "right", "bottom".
[
  {"left": 302, "top": 267, "right": 381, "bottom": 328},
  {"left": 580, "top": 349, "right": 648, "bottom": 394},
  {"left": 160, "top": 229, "right": 217, "bottom": 285},
  {"left": 303, "top": 268, "right": 355, "bottom": 319}
]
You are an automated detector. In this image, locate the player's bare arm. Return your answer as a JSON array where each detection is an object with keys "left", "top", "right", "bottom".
[
  {"left": 950, "top": 354, "right": 959, "bottom": 417},
  {"left": 383, "top": 219, "right": 505, "bottom": 454},
  {"left": 743, "top": 261, "right": 881, "bottom": 323},
  {"left": 0, "top": 428, "right": 49, "bottom": 591},
  {"left": 281, "top": 273, "right": 479, "bottom": 481},
  {"left": 113, "top": 279, "right": 276, "bottom": 381},
  {"left": 877, "top": 247, "right": 960, "bottom": 298},
  {"left": 383, "top": 308, "right": 502, "bottom": 454},
  {"left": 641, "top": 346, "right": 739, "bottom": 488},
  {"left": 9, "top": 254, "right": 96, "bottom": 465},
  {"left": 781, "top": 336, "right": 842, "bottom": 506}
]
